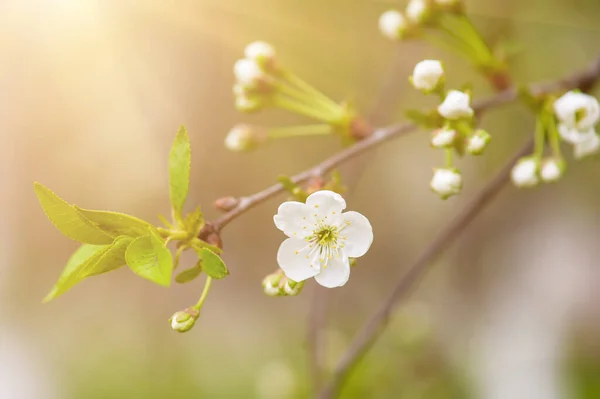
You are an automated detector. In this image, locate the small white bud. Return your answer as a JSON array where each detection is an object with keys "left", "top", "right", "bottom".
[
  {"left": 431, "top": 128, "right": 456, "bottom": 148},
  {"left": 466, "top": 129, "right": 491, "bottom": 155},
  {"left": 170, "top": 309, "right": 198, "bottom": 333},
  {"left": 574, "top": 132, "right": 600, "bottom": 159},
  {"left": 233, "top": 58, "right": 265, "bottom": 87},
  {"left": 554, "top": 91, "right": 600, "bottom": 131},
  {"left": 430, "top": 168, "right": 462, "bottom": 199},
  {"left": 406, "top": 0, "right": 430, "bottom": 24},
  {"left": 540, "top": 158, "right": 565, "bottom": 183},
  {"left": 283, "top": 280, "right": 304, "bottom": 296},
  {"left": 511, "top": 157, "right": 539, "bottom": 188},
  {"left": 438, "top": 90, "right": 474, "bottom": 120},
  {"left": 235, "top": 95, "right": 264, "bottom": 113},
  {"left": 411, "top": 60, "right": 444, "bottom": 92},
  {"left": 262, "top": 273, "right": 283, "bottom": 296},
  {"left": 225, "top": 124, "right": 265, "bottom": 152},
  {"left": 244, "top": 41, "right": 276, "bottom": 65},
  {"left": 378, "top": 10, "right": 408, "bottom": 41}
]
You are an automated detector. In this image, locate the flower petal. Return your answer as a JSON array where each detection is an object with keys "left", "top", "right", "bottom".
[
  {"left": 314, "top": 253, "right": 350, "bottom": 288},
  {"left": 274, "top": 201, "right": 315, "bottom": 238},
  {"left": 339, "top": 211, "right": 373, "bottom": 258},
  {"left": 277, "top": 238, "right": 320, "bottom": 282},
  {"left": 306, "top": 190, "right": 346, "bottom": 221}
]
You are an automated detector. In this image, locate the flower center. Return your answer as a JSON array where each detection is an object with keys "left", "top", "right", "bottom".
[{"left": 315, "top": 225, "right": 339, "bottom": 246}]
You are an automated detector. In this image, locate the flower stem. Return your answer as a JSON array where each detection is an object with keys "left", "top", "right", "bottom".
[
  {"left": 545, "top": 113, "right": 564, "bottom": 160},
  {"left": 193, "top": 277, "right": 213, "bottom": 311},
  {"left": 534, "top": 115, "right": 546, "bottom": 161},
  {"left": 275, "top": 80, "right": 343, "bottom": 120},
  {"left": 445, "top": 148, "right": 453, "bottom": 167},
  {"left": 268, "top": 124, "right": 332, "bottom": 139},
  {"left": 273, "top": 94, "right": 339, "bottom": 123}
]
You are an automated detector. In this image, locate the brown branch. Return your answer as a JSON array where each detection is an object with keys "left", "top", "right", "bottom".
[
  {"left": 314, "top": 55, "right": 600, "bottom": 399},
  {"left": 207, "top": 55, "right": 600, "bottom": 234}
]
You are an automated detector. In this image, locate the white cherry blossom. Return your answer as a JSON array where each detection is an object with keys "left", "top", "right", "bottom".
[
  {"left": 431, "top": 128, "right": 456, "bottom": 148},
  {"left": 430, "top": 168, "right": 462, "bottom": 199},
  {"left": 438, "top": 90, "right": 474, "bottom": 120},
  {"left": 406, "top": 0, "right": 429, "bottom": 24},
  {"left": 234, "top": 58, "right": 265, "bottom": 87},
  {"left": 554, "top": 91, "right": 600, "bottom": 131},
  {"left": 244, "top": 41, "right": 276, "bottom": 65},
  {"left": 540, "top": 158, "right": 564, "bottom": 182},
  {"left": 274, "top": 191, "right": 373, "bottom": 288},
  {"left": 511, "top": 157, "right": 539, "bottom": 188},
  {"left": 574, "top": 132, "right": 600, "bottom": 159},
  {"left": 411, "top": 60, "right": 444, "bottom": 92},
  {"left": 378, "top": 10, "right": 408, "bottom": 41}
]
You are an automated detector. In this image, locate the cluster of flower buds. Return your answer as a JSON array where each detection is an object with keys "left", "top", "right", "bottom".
[
  {"left": 409, "top": 60, "right": 491, "bottom": 199},
  {"left": 170, "top": 307, "right": 200, "bottom": 333},
  {"left": 226, "top": 41, "right": 356, "bottom": 152},
  {"left": 511, "top": 90, "right": 599, "bottom": 188},
  {"left": 262, "top": 270, "right": 305, "bottom": 297},
  {"left": 378, "top": 0, "right": 463, "bottom": 40},
  {"left": 378, "top": 1, "right": 508, "bottom": 89}
]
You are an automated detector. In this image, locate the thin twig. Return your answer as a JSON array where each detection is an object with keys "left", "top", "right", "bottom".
[
  {"left": 314, "top": 55, "right": 600, "bottom": 399},
  {"left": 208, "top": 55, "right": 600, "bottom": 233}
]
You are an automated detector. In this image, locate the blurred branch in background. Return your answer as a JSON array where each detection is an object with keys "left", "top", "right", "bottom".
[{"left": 316, "top": 54, "right": 600, "bottom": 399}]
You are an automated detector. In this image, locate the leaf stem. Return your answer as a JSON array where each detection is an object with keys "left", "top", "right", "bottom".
[{"left": 193, "top": 276, "right": 213, "bottom": 311}]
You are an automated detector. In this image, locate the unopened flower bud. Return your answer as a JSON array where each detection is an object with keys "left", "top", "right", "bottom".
[
  {"left": 225, "top": 124, "right": 266, "bottom": 152},
  {"left": 540, "top": 158, "right": 565, "bottom": 183},
  {"left": 244, "top": 41, "right": 276, "bottom": 67},
  {"left": 283, "top": 280, "right": 304, "bottom": 296},
  {"left": 170, "top": 308, "right": 199, "bottom": 333},
  {"left": 215, "top": 196, "right": 239, "bottom": 212},
  {"left": 438, "top": 90, "right": 474, "bottom": 120},
  {"left": 511, "top": 157, "right": 539, "bottom": 188},
  {"left": 263, "top": 273, "right": 283, "bottom": 297},
  {"left": 235, "top": 95, "right": 265, "bottom": 113},
  {"left": 466, "top": 129, "right": 491, "bottom": 155},
  {"left": 234, "top": 58, "right": 266, "bottom": 88},
  {"left": 431, "top": 128, "right": 456, "bottom": 148},
  {"left": 411, "top": 60, "right": 444, "bottom": 93},
  {"left": 430, "top": 168, "right": 462, "bottom": 199},
  {"left": 378, "top": 10, "right": 408, "bottom": 41},
  {"left": 406, "top": 0, "right": 430, "bottom": 24}
]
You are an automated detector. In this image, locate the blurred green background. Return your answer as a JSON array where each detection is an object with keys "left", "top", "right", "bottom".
[{"left": 2, "top": 0, "right": 600, "bottom": 398}]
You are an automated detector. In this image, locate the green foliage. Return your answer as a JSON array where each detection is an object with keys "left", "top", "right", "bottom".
[
  {"left": 75, "top": 207, "right": 154, "bottom": 238},
  {"left": 125, "top": 230, "right": 173, "bottom": 287},
  {"left": 34, "top": 183, "right": 115, "bottom": 245},
  {"left": 175, "top": 263, "right": 203, "bottom": 284},
  {"left": 169, "top": 126, "right": 192, "bottom": 218},
  {"left": 183, "top": 206, "right": 204, "bottom": 237},
  {"left": 36, "top": 127, "right": 228, "bottom": 312},
  {"left": 194, "top": 247, "right": 228, "bottom": 279},
  {"left": 44, "top": 236, "right": 133, "bottom": 302}
]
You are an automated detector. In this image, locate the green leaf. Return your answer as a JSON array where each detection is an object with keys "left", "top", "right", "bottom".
[
  {"left": 75, "top": 207, "right": 154, "bottom": 238},
  {"left": 183, "top": 206, "right": 204, "bottom": 237},
  {"left": 125, "top": 231, "right": 173, "bottom": 287},
  {"left": 34, "top": 183, "right": 115, "bottom": 245},
  {"left": 169, "top": 126, "right": 191, "bottom": 217},
  {"left": 195, "top": 247, "right": 228, "bottom": 279},
  {"left": 175, "top": 262, "right": 202, "bottom": 284},
  {"left": 44, "top": 236, "right": 133, "bottom": 302}
]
